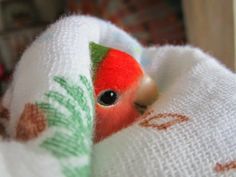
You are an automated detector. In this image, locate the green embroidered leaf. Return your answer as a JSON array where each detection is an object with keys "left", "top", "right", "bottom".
[
  {"left": 37, "top": 102, "right": 68, "bottom": 127},
  {"left": 63, "top": 165, "right": 90, "bottom": 177},
  {"left": 45, "top": 91, "right": 76, "bottom": 113},
  {"left": 80, "top": 75, "right": 94, "bottom": 103},
  {"left": 41, "top": 131, "right": 88, "bottom": 158},
  {"left": 38, "top": 75, "right": 94, "bottom": 177},
  {"left": 54, "top": 76, "right": 89, "bottom": 111}
]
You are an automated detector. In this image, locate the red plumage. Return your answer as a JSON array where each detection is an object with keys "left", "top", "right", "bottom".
[
  {"left": 94, "top": 48, "right": 144, "bottom": 94},
  {"left": 93, "top": 48, "right": 144, "bottom": 143}
]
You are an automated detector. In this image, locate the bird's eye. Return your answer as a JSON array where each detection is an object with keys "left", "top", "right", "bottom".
[{"left": 97, "top": 90, "right": 118, "bottom": 106}]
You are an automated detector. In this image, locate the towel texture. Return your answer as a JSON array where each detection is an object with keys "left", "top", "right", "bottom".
[
  {"left": 0, "top": 15, "right": 141, "bottom": 177},
  {"left": 0, "top": 15, "right": 235, "bottom": 177},
  {"left": 93, "top": 46, "right": 236, "bottom": 177}
]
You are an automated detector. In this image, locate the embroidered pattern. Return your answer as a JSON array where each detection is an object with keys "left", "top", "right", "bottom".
[
  {"left": 16, "top": 103, "right": 47, "bottom": 141},
  {"left": 141, "top": 110, "right": 154, "bottom": 119},
  {"left": 140, "top": 113, "right": 189, "bottom": 130},
  {"left": 215, "top": 161, "right": 236, "bottom": 173},
  {"left": 37, "top": 75, "right": 94, "bottom": 177}
]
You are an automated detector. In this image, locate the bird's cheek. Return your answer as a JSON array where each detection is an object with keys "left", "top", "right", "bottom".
[
  {"left": 94, "top": 104, "right": 116, "bottom": 142},
  {"left": 95, "top": 104, "right": 108, "bottom": 128},
  {"left": 94, "top": 96, "right": 141, "bottom": 143}
]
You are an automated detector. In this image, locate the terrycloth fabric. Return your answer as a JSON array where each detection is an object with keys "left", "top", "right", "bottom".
[
  {"left": 0, "top": 15, "right": 236, "bottom": 177},
  {"left": 0, "top": 16, "right": 142, "bottom": 177}
]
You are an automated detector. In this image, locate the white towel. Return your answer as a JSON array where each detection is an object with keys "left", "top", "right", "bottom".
[
  {"left": 0, "top": 15, "right": 141, "bottom": 177},
  {"left": 93, "top": 46, "right": 236, "bottom": 177},
  {"left": 0, "top": 15, "right": 235, "bottom": 177}
]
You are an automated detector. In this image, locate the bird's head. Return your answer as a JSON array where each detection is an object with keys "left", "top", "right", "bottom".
[{"left": 90, "top": 42, "right": 158, "bottom": 142}]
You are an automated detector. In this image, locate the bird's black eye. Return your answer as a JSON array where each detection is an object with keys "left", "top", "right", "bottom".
[{"left": 97, "top": 90, "right": 118, "bottom": 106}]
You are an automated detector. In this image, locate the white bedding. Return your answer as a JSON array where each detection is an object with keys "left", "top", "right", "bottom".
[
  {"left": 0, "top": 15, "right": 235, "bottom": 177},
  {"left": 93, "top": 46, "right": 236, "bottom": 177}
]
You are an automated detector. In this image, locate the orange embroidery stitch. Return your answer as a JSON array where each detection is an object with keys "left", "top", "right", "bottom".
[
  {"left": 16, "top": 103, "right": 47, "bottom": 141},
  {"left": 139, "top": 113, "right": 189, "bottom": 130},
  {"left": 214, "top": 161, "right": 236, "bottom": 172},
  {"left": 142, "top": 110, "right": 154, "bottom": 119}
]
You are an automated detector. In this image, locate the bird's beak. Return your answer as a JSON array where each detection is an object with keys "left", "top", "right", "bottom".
[{"left": 134, "top": 75, "right": 158, "bottom": 114}]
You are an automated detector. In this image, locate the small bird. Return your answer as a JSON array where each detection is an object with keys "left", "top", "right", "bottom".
[{"left": 90, "top": 42, "right": 158, "bottom": 143}]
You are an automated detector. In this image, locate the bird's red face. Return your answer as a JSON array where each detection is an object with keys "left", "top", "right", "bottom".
[
  {"left": 93, "top": 48, "right": 158, "bottom": 143},
  {"left": 95, "top": 84, "right": 141, "bottom": 143}
]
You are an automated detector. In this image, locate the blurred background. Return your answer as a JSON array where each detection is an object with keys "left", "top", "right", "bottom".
[{"left": 0, "top": 0, "right": 234, "bottom": 95}]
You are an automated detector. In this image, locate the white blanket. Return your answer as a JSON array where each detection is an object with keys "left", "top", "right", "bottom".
[
  {"left": 93, "top": 46, "right": 236, "bottom": 177},
  {"left": 0, "top": 15, "right": 235, "bottom": 177}
]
